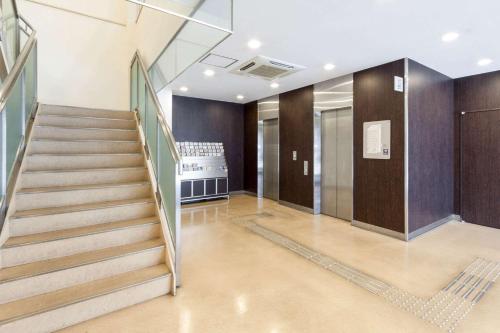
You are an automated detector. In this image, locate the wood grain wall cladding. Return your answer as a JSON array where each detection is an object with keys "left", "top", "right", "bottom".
[
  {"left": 454, "top": 70, "right": 500, "bottom": 112},
  {"left": 353, "top": 59, "right": 405, "bottom": 233},
  {"left": 407, "top": 60, "right": 454, "bottom": 233},
  {"left": 244, "top": 101, "right": 258, "bottom": 193},
  {"left": 455, "top": 71, "right": 500, "bottom": 223},
  {"left": 454, "top": 70, "right": 500, "bottom": 222},
  {"left": 172, "top": 96, "right": 244, "bottom": 192},
  {"left": 279, "top": 85, "right": 314, "bottom": 209},
  {"left": 460, "top": 110, "right": 500, "bottom": 228}
]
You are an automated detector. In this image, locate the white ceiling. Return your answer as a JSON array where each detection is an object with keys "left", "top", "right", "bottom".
[{"left": 170, "top": 0, "right": 500, "bottom": 104}]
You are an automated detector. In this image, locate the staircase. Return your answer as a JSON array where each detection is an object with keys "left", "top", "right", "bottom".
[{"left": 0, "top": 105, "right": 172, "bottom": 332}]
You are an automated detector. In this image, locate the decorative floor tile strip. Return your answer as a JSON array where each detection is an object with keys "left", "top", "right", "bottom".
[{"left": 234, "top": 216, "right": 499, "bottom": 332}]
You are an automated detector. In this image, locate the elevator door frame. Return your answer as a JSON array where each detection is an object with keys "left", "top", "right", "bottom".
[
  {"left": 257, "top": 117, "right": 279, "bottom": 200},
  {"left": 316, "top": 106, "right": 353, "bottom": 220},
  {"left": 263, "top": 118, "right": 279, "bottom": 200}
]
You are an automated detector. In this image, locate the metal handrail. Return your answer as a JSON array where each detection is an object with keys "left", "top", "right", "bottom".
[
  {"left": 126, "top": 0, "right": 232, "bottom": 35},
  {"left": 132, "top": 51, "right": 182, "bottom": 168},
  {"left": 19, "top": 15, "right": 35, "bottom": 34},
  {"left": 0, "top": 28, "right": 37, "bottom": 112}
]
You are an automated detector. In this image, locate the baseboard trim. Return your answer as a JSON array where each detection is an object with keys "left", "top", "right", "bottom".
[
  {"left": 230, "top": 190, "right": 256, "bottom": 196},
  {"left": 408, "top": 214, "right": 458, "bottom": 240},
  {"left": 352, "top": 220, "right": 406, "bottom": 241},
  {"left": 278, "top": 200, "right": 314, "bottom": 214}
]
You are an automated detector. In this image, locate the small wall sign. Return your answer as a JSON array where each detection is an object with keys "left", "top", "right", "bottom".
[{"left": 394, "top": 76, "right": 404, "bottom": 92}]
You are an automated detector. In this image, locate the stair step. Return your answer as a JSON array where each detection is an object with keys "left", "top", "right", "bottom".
[
  {"left": 26, "top": 153, "right": 144, "bottom": 170},
  {"left": 37, "top": 114, "right": 136, "bottom": 130},
  {"left": 40, "top": 104, "right": 134, "bottom": 120},
  {"left": 0, "top": 238, "right": 164, "bottom": 284},
  {"left": 18, "top": 181, "right": 150, "bottom": 194},
  {"left": 15, "top": 181, "right": 152, "bottom": 211},
  {"left": 0, "top": 265, "right": 170, "bottom": 328},
  {"left": 9, "top": 198, "right": 156, "bottom": 236},
  {"left": 29, "top": 139, "right": 141, "bottom": 154},
  {"left": 20, "top": 167, "right": 148, "bottom": 188},
  {"left": 11, "top": 197, "right": 155, "bottom": 220},
  {"left": 0, "top": 239, "right": 165, "bottom": 304},
  {"left": 3, "top": 216, "right": 159, "bottom": 248},
  {"left": 1, "top": 217, "right": 161, "bottom": 267},
  {"left": 33, "top": 125, "right": 139, "bottom": 141}
]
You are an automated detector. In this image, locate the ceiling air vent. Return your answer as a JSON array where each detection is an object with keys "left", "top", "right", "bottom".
[{"left": 231, "top": 56, "right": 305, "bottom": 80}]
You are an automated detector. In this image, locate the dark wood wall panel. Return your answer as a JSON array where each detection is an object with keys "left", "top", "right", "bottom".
[
  {"left": 353, "top": 60, "right": 405, "bottom": 233},
  {"left": 407, "top": 60, "right": 454, "bottom": 233},
  {"left": 244, "top": 101, "right": 258, "bottom": 193},
  {"left": 172, "top": 96, "right": 244, "bottom": 192},
  {"left": 454, "top": 70, "right": 500, "bottom": 219},
  {"left": 461, "top": 110, "right": 500, "bottom": 228},
  {"left": 279, "top": 86, "right": 314, "bottom": 209},
  {"left": 454, "top": 70, "right": 500, "bottom": 112}
]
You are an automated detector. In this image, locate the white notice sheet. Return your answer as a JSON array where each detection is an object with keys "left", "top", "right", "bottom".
[{"left": 366, "top": 124, "right": 382, "bottom": 154}]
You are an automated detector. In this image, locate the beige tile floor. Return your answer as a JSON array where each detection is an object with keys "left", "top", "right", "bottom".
[{"left": 61, "top": 195, "right": 500, "bottom": 333}]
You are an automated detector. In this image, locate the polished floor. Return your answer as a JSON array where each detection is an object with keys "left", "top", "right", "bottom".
[{"left": 61, "top": 195, "right": 500, "bottom": 333}]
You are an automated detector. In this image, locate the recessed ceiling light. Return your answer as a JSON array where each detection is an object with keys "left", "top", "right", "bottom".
[
  {"left": 204, "top": 69, "right": 215, "bottom": 77},
  {"left": 441, "top": 32, "right": 460, "bottom": 42},
  {"left": 179, "top": 86, "right": 188, "bottom": 92},
  {"left": 477, "top": 58, "right": 493, "bottom": 66},
  {"left": 324, "top": 63, "right": 335, "bottom": 71},
  {"left": 247, "top": 39, "right": 262, "bottom": 49},
  {"left": 270, "top": 82, "right": 279, "bottom": 89},
  {"left": 236, "top": 94, "right": 245, "bottom": 100}
]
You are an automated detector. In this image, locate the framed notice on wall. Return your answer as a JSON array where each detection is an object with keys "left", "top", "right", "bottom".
[{"left": 363, "top": 120, "right": 391, "bottom": 159}]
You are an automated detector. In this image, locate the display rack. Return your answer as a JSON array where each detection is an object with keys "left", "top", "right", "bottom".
[{"left": 177, "top": 142, "right": 229, "bottom": 203}]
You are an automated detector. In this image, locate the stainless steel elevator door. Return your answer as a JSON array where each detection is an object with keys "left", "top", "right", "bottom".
[
  {"left": 321, "top": 108, "right": 353, "bottom": 220},
  {"left": 263, "top": 118, "right": 279, "bottom": 200}
]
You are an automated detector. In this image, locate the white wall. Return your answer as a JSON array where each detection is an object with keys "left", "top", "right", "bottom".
[
  {"left": 19, "top": 0, "right": 133, "bottom": 110},
  {"left": 128, "top": 0, "right": 192, "bottom": 68},
  {"left": 18, "top": 0, "right": 190, "bottom": 111},
  {"left": 157, "top": 86, "right": 173, "bottom": 127}
]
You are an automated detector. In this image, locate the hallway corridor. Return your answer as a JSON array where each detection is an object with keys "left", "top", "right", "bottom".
[{"left": 62, "top": 195, "right": 500, "bottom": 333}]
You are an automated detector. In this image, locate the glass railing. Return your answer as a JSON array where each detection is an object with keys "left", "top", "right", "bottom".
[
  {"left": 1, "top": 0, "right": 20, "bottom": 71},
  {"left": 130, "top": 52, "right": 182, "bottom": 286},
  {"left": 0, "top": 6, "right": 38, "bottom": 227},
  {"left": 146, "top": 0, "right": 233, "bottom": 92}
]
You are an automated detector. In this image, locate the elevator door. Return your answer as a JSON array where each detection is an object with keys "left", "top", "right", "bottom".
[
  {"left": 461, "top": 110, "right": 500, "bottom": 228},
  {"left": 263, "top": 118, "right": 279, "bottom": 200},
  {"left": 321, "top": 108, "right": 353, "bottom": 220}
]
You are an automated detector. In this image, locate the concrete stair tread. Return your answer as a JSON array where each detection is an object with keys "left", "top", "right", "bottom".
[
  {"left": 39, "top": 113, "right": 135, "bottom": 122},
  {"left": 40, "top": 105, "right": 133, "bottom": 119},
  {"left": 22, "top": 166, "right": 147, "bottom": 174},
  {"left": 18, "top": 181, "right": 150, "bottom": 194},
  {"left": 31, "top": 138, "right": 139, "bottom": 143},
  {"left": 35, "top": 124, "right": 137, "bottom": 131},
  {"left": 3, "top": 216, "right": 159, "bottom": 248},
  {"left": 10, "top": 197, "right": 155, "bottom": 219},
  {"left": 0, "top": 239, "right": 164, "bottom": 284},
  {"left": 27, "top": 152, "right": 143, "bottom": 157},
  {"left": 0, "top": 265, "right": 169, "bottom": 325}
]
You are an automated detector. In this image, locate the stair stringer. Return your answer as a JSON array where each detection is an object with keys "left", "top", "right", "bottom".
[{"left": 131, "top": 111, "right": 178, "bottom": 294}]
